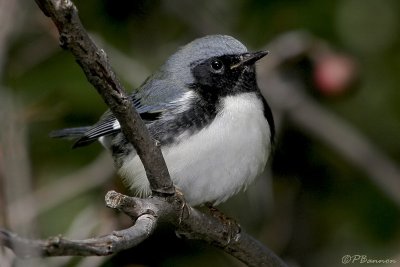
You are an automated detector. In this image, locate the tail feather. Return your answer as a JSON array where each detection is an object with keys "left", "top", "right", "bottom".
[
  {"left": 50, "top": 126, "right": 98, "bottom": 148},
  {"left": 49, "top": 127, "right": 91, "bottom": 139}
]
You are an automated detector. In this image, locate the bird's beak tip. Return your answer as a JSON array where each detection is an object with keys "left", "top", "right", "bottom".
[
  {"left": 252, "top": 50, "right": 269, "bottom": 61},
  {"left": 230, "top": 50, "right": 269, "bottom": 70}
]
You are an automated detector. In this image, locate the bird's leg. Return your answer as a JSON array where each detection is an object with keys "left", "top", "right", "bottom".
[
  {"left": 205, "top": 202, "right": 241, "bottom": 246},
  {"left": 174, "top": 188, "right": 190, "bottom": 224}
]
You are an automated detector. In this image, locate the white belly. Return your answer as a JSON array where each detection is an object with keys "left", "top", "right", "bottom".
[{"left": 118, "top": 93, "right": 271, "bottom": 206}]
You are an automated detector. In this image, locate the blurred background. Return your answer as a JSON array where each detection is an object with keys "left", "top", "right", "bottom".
[{"left": 1, "top": 0, "right": 400, "bottom": 266}]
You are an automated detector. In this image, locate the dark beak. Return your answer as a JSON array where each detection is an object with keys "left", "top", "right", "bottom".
[{"left": 230, "top": 50, "right": 269, "bottom": 69}]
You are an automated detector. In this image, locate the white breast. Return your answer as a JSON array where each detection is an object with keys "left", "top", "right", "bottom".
[{"left": 118, "top": 92, "right": 271, "bottom": 206}]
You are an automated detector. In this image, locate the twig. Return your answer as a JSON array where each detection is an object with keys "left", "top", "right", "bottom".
[
  {"left": 91, "top": 34, "right": 150, "bottom": 88},
  {"left": 0, "top": 214, "right": 157, "bottom": 257},
  {"left": 45, "top": 205, "right": 116, "bottom": 267},
  {"left": 1, "top": 191, "right": 287, "bottom": 267},
  {"left": 34, "top": 0, "right": 174, "bottom": 196}
]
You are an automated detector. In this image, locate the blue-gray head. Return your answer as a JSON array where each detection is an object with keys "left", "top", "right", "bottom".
[
  {"left": 164, "top": 35, "right": 267, "bottom": 90},
  {"left": 163, "top": 35, "right": 248, "bottom": 85},
  {"left": 138, "top": 35, "right": 268, "bottom": 108}
]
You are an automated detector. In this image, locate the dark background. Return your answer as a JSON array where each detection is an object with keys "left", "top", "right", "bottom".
[{"left": 1, "top": 0, "right": 399, "bottom": 266}]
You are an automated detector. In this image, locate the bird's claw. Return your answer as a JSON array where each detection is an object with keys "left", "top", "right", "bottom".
[
  {"left": 174, "top": 188, "right": 190, "bottom": 224},
  {"left": 205, "top": 202, "right": 241, "bottom": 246}
]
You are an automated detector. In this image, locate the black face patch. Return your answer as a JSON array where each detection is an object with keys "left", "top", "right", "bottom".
[{"left": 190, "top": 54, "right": 258, "bottom": 99}]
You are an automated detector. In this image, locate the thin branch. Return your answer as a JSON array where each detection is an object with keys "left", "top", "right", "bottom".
[
  {"left": 177, "top": 203, "right": 286, "bottom": 267},
  {"left": 0, "top": 214, "right": 157, "bottom": 257},
  {"left": 34, "top": 0, "right": 174, "bottom": 196},
  {"left": 1, "top": 191, "right": 288, "bottom": 267}
]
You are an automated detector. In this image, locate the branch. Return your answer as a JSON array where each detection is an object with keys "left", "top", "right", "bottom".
[
  {"left": 1, "top": 191, "right": 287, "bottom": 267},
  {"left": 0, "top": 214, "right": 157, "bottom": 257},
  {"left": 34, "top": 0, "right": 174, "bottom": 196}
]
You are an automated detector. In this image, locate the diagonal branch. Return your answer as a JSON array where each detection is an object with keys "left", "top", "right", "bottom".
[{"left": 34, "top": 0, "right": 174, "bottom": 196}]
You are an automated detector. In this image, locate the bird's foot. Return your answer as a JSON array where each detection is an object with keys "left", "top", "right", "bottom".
[
  {"left": 174, "top": 188, "right": 190, "bottom": 224},
  {"left": 205, "top": 202, "right": 241, "bottom": 246}
]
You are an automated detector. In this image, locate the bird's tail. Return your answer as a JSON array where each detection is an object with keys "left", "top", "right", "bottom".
[{"left": 49, "top": 126, "right": 91, "bottom": 140}]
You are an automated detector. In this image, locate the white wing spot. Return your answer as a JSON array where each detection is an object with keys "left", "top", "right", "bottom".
[{"left": 113, "top": 120, "right": 121, "bottom": 130}]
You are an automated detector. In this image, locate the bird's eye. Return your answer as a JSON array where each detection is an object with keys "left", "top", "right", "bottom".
[{"left": 210, "top": 59, "right": 223, "bottom": 72}]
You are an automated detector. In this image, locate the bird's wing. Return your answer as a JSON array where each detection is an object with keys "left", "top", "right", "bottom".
[
  {"left": 133, "top": 71, "right": 190, "bottom": 113},
  {"left": 72, "top": 96, "right": 159, "bottom": 148},
  {"left": 73, "top": 73, "right": 190, "bottom": 148}
]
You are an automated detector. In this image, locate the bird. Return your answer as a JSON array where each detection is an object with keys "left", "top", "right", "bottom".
[{"left": 51, "top": 35, "right": 275, "bottom": 207}]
